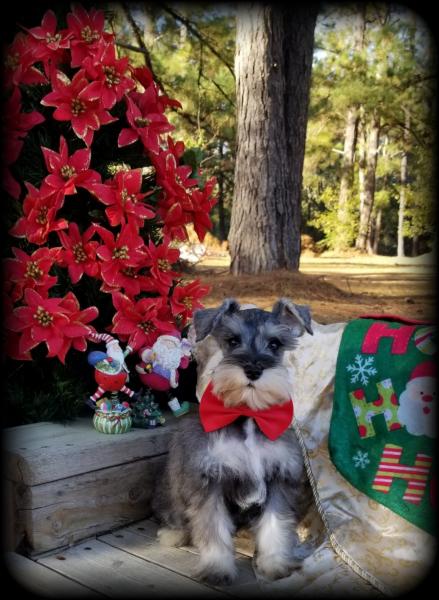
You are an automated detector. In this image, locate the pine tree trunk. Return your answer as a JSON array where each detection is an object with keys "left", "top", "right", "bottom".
[
  {"left": 335, "top": 106, "right": 358, "bottom": 250},
  {"left": 397, "top": 109, "right": 410, "bottom": 258},
  {"left": 356, "top": 112, "right": 380, "bottom": 251},
  {"left": 335, "top": 10, "right": 364, "bottom": 251},
  {"left": 372, "top": 208, "right": 382, "bottom": 254},
  {"left": 229, "top": 3, "right": 317, "bottom": 274}
]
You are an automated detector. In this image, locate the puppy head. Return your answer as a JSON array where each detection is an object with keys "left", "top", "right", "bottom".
[{"left": 193, "top": 298, "right": 313, "bottom": 410}]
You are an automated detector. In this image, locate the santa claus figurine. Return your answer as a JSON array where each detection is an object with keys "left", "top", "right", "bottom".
[
  {"left": 136, "top": 333, "right": 192, "bottom": 417},
  {"left": 397, "top": 361, "right": 436, "bottom": 438}
]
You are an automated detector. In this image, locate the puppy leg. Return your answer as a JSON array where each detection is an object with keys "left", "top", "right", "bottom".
[
  {"left": 188, "top": 487, "right": 237, "bottom": 586},
  {"left": 252, "top": 481, "right": 302, "bottom": 581},
  {"left": 157, "top": 527, "right": 190, "bottom": 548}
]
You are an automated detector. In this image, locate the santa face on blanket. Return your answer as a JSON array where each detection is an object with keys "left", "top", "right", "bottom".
[{"left": 397, "top": 361, "right": 436, "bottom": 438}]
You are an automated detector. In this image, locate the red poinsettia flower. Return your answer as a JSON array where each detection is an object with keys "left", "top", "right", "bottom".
[
  {"left": 95, "top": 224, "right": 150, "bottom": 296},
  {"left": 57, "top": 292, "right": 99, "bottom": 363},
  {"left": 170, "top": 279, "right": 210, "bottom": 326},
  {"left": 58, "top": 223, "right": 100, "bottom": 284},
  {"left": 3, "top": 247, "right": 60, "bottom": 303},
  {"left": 83, "top": 39, "right": 135, "bottom": 109},
  {"left": 145, "top": 236, "right": 180, "bottom": 295},
  {"left": 188, "top": 177, "right": 218, "bottom": 242},
  {"left": 156, "top": 195, "right": 189, "bottom": 241},
  {"left": 91, "top": 168, "right": 155, "bottom": 228},
  {"left": 118, "top": 94, "right": 174, "bottom": 154},
  {"left": 42, "top": 136, "right": 101, "bottom": 195},
  {"left": 9, "top": 182, "right": 67, "bottom": 245},
  {"left": 41, "top": 70, "right": 117, "bottom": 146},
  {"left": 153, "top": 147, "right": 198, "bottom": 197},
  {"left": 111, "top": 292, "right": 176, "bottom": 350},
  {"left": 66, "top": 4, "right": 114, "bottom": 68},
  {"left": 25, "top": 10, "right": 71, "bottom": 77},
  {"left": 4, "top": 288, "right": 86, "bottom": 361},
  {"left": 3, "top": 32, "right": 47, "bottom": 88},
  {"left": 132, "top": 67, "right": 182, "bottom": 111}
]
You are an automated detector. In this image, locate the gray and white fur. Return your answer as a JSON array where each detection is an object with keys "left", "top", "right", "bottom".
[{"left": 152, "top": 298, "right": 313, "bottom": 585}]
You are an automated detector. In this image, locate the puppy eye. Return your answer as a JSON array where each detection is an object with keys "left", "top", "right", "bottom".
[
  {"left": 268, "top": 338, "right": 281, "bottom": 351},
  {"left": 227, "top": 336, "right": 241, "bottom": 348}
]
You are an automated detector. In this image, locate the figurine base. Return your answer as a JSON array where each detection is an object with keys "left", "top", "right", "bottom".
[{"left": 171, "top": 401, "right": 191, "bottom": 417}]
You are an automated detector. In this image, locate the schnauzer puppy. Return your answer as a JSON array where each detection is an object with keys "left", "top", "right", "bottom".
[{"left": 152, "top": 298, "right": 313, "bottom": 585}]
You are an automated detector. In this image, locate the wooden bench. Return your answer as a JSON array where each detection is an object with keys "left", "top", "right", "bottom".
[{"left": 3, "top": 416, "right": 179, "bottom": 555}]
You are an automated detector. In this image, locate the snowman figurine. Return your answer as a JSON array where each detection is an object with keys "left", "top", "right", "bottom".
[{"left": 397, "top": 361, "right": 436, "bottom": 438}]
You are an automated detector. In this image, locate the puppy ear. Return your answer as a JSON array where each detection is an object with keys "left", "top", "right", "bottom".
[
  {"left": 193, "top": 298, "right": 240, "bottom": 341},
  {"left": 272, "top": 298, "right": 313, "bottom": 336}
]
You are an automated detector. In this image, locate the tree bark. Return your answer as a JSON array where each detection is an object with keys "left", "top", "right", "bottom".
[
  {"left": 217, "top": 142, "right": 227, "bottom": 242},
  {"left": 397, "top": 109, "right": 410, "bottom": 258},
  {"left": 228, "top": 3, "right": 317, "bottom": 274},
  {"left": 356, "top": 111, "right": 380, "bottom": 251},
  {"left": 335, "top": 107, "right": 359, "bottom": 250},
  {"left": 335, "top": 8, "right": 365, "bottom": 250},
  {"left": 372, "top": 208, "right": 382, "bottom": 254}
]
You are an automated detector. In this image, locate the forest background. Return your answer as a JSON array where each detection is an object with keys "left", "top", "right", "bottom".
[{"left": 107, "top": 1, "right": 436, "bottom": 257}]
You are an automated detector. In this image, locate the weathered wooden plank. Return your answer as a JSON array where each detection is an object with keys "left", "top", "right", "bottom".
[
  {"left": 37, "top": 538, "right": 228, "bottom": 597},
  {"left": 19, "top": 456, "right": 166, "bottom": 555},
  {"left": 124, "top": 518, "right": 255, "bottom": 558},
  {"left": 101, "top": 521, "right": 263, "bottom": 597},
  {"left": 4, "top": 417, "right": 178, "bottom": 486},
  {"left": 5, "top": 552, "right": 102, "bottom": 597}
]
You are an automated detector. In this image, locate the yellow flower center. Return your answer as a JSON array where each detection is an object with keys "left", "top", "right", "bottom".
[
  {"left": 73, "top": 243, "right": 87, "bottom": 263},
  {"left": 71, "top": 98, "right": 86, "bottom": 116},
  {"left": 135, "top": 116, "right": 151, "bottom": 128},
  {"left": 61, "top": 165, "right": 76, "bottom": 179},
  {"left": 81, "top": 26, "right": 100, "bottom": 44},
  {"left": 46, "top": 32, "right": 61, "bottom": 44},
  {"left": 34, "top": 305, "right": 53, "bottom": 327},
  {"left": 112, "top": 245, "right": 129, "bottom": 260},
  {"left": 120, "top": 189, "right": 137, "bottom": 205},
  {"left": 36, "top": 206, "right": 48, "bottom": 225},
  {"left": 158, "top": 259, "right": 171, "bottom": 272},
  {"left": 103, "top": 65, "right": 121, "bottom": 87},
  {"left": 182, "top": 297, "right": 193, "bottom": 309},
  {"left": 138, "top": 321, "right": 156, "bottom": 334},
  {"left": 122, "top": 267, "right": 138, "bottom": 278},
  {"left": 25, "top": 261, "right": 43, "bottom": 280}
]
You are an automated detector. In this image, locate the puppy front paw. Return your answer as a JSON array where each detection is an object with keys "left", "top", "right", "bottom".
[
  {"left": 254, "top": 554, "right": 301, "bottom": 581},
  {"left": 196, "top": 559, "right": 237, "bottom": 586}
]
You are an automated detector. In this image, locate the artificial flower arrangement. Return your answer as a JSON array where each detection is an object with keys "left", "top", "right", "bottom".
[{"left": 2, "top": 4, "right": 215, "bottom": 424}]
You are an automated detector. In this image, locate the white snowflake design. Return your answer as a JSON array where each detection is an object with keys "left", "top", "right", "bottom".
[
  {"left": 352, "top": 450, "right": 370, "bottom": 469},
  {"left": 346, "top": 354, "right": 377, "bottom": 386}
]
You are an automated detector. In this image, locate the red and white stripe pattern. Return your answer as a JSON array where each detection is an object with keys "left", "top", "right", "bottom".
[
  {"left": 120, "top": 385, "right": 135, "bottom": 398},
  {"left": 88, "top": 332, "right": 115, "bottom": 344},
  {"left": 372, "top": 444, "right": 432, "bottom": 504},
  {"left": 90, "top": 386, "right": 105, "bottom": 404}
]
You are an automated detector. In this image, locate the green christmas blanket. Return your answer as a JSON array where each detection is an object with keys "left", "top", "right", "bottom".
[{"left": 329, "top": 317, "right": 436, "bottom": 535}]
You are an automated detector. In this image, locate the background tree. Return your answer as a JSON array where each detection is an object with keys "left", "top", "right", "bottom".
[
  {"left": 304, "top": 4, "right": 436, "bottom": 256},
  {"left": 109, "top": 3, "right": 236, "bottom": 242},
  {"left": 228, "top": 3, "right": 318, "bottom": 274}
]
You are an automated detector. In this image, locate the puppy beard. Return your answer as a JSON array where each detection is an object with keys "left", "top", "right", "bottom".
[{"left": 212, "top": 364, "right": 291, "bottom": 410}]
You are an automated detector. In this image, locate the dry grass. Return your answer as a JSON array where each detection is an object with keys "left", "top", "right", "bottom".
[{"left": 183, "top": 250, "right": 436, "bottom": 324}]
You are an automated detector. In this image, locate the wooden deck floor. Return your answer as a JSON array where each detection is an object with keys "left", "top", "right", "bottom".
[{"left": 6, "top": 518, "right": 282, "bottom": 598}]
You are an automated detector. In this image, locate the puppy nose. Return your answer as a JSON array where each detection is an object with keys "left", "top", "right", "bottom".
[{"left": 244, "top": 364, "right": 263, "bottom": 381}]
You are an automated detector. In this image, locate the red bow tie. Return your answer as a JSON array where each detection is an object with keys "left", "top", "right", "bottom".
[{"left": 199, "top": 381, "right": 294, "bottom": 441}]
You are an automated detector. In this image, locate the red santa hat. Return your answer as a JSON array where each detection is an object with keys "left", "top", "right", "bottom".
[{"left": 409, "top": 361, "right": 436, "bottom": 381}]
